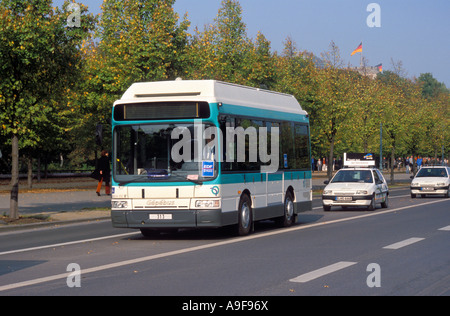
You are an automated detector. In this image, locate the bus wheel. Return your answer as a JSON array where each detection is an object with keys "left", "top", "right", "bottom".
[
  {"left": 276, "top": 191, "right": 295, "bottom": 227},
  {"left": 237, "top": 194, "right": 253, "bottom": 236}
]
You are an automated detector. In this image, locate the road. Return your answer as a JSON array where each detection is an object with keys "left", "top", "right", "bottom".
[{"left": 0, "top": 187, "right": 449, "bottom": 298}]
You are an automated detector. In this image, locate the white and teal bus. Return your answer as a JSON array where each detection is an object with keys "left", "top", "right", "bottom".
[{"left": 111, "top": 80, "right": 312, "bottom": 236}]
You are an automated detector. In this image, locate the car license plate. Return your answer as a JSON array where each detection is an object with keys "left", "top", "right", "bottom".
[
  {"left": 421, "top": 187, "right": 433, "bottom": 191},
  {"left": 336, "top": 196, "right": 352, "bottom": 201},
  {"left": 149, "top": 214, "right": 172, "bottom": 220}
]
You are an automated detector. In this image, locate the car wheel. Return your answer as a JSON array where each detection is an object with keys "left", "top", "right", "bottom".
[
  {"left": 367, "top": 194, "right": 376, "bottom": 211},
  {"left": 323, "top": 205, "right": 331, "bottom": 212},
  {"left": 381, "top": 194, "right": 389, "bottom": 208}
]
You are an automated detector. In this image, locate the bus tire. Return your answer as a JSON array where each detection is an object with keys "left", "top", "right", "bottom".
[
  {"left": 276, "top": 191, "right": 295, "bottom": 227},
  {"left": 237, "top": 194, "right": 253, "bottom": 236}
]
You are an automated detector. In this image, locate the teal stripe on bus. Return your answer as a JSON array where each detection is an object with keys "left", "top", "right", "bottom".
[{"left": 217, "top": 103, "right": 309, "bottom": 123}]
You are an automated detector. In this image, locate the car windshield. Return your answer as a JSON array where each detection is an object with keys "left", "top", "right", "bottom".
[
  {"left": 113, "top": 123, "right": 218, "bottom": 184},
  {"left": 415, "top": 167, "right": 448, "bottom": 178},
  {"left": 331, "top": 170, "right": 373, "bottom": 183}
]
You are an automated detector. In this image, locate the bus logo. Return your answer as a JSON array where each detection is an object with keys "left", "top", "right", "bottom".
[{"left": 211, "top": 186, "right": 219, "bottom": 196}]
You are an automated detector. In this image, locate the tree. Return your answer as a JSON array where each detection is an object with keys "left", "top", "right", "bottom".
[
  {"left": 186, "top": 0, "right": 253, "bottom": 83},
  {"left": 308, "top": 42, "right": 356, "bottom": 178},
  {"left": 0, "top": 0, "right": 95, "bottom": 218},
  {"left": 68, "top": 0, "right": 190, "bottom": 162},
  {"left": 377, "top": 70, "right": 422, "bottom": 182}
]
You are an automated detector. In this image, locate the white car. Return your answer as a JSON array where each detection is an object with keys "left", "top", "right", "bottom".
[
  {"left": 322, "top": 167, "right": 389, "bottom": 211},
  {"left": 410, "top": 166, "right": 450, "bottom": 198}
]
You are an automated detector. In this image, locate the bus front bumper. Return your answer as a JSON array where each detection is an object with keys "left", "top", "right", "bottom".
[{"left": 111, "top": 209, "right": 224, "bottom": 229}]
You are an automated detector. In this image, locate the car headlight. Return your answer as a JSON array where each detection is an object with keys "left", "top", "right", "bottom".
[
  {"left": 323, "top": 190, "right": 332, "bottom": 195},
  {"left": 356, "top": 190, "right": 368, "bottom": 195},
  {"left": 112, "top": 201, "right": 128, "bottom": 208},
  {"left": 436, "top": 183, "right": 446, "bottom": 186},
  {"left": 195, "top": 200, "right": 220, "bottom": 208},
  {"left": 412, "top": 183, "right": 419, "bottom": 187}
]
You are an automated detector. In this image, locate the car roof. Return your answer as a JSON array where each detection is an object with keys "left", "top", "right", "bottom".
[
  {"left": 339, "top": 167, "right": 380, "bottom": 171},
  {"left": 419, "top": 165, "right": 447, "bottom": 168}
]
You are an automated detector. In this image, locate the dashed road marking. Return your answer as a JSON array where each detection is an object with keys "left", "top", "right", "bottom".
[
  {"left": 383, "top": 237, "right": 425, "bottom": 250},
  {"left": 289, "top": 261, "right": 357, "bottom": 283}
]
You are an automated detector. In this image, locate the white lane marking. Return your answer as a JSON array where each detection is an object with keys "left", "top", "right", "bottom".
[
  {"left": 0, "top": 232, "right": 137, "bottom": 256},
  {"left": 383, "top": 237, "right": 425, "bottom": 250},
  {"left": 289, "top": 261, "right": 357, "bottom": 283},
  {"left": 438, "top": 225, "right": 450, "bottom": 231},
  {"left": 0, "top": 199, "right": 447, "bottom": 292}
]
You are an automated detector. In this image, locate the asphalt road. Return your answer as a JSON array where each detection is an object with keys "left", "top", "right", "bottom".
[{"left": 0, "top": 187, "right": 449, "bottom": 298}]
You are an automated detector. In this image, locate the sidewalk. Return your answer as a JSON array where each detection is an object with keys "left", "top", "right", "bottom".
[{"left": 0, "top": 177, "right": 111, "bottom": 228}]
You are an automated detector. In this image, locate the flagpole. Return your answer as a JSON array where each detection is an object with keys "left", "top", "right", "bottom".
[{"left": 360, "top": 41, "right": 363, "bottom": 68}]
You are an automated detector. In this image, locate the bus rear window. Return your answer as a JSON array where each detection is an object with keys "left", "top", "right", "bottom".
[{"left": 114, "top": 102, "right": 210, "bottom": 121}]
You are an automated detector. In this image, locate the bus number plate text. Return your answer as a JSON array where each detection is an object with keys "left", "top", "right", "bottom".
[{"left": 149, "top": 214, "right": 173, "bottom": 220}]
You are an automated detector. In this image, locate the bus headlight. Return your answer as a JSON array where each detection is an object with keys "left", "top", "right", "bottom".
[
  {"left": 195, "top": 200, "right": 220, "bottom": 208},
  {"left": 112, "top": 201, "right": 128, "bottom": 208}
]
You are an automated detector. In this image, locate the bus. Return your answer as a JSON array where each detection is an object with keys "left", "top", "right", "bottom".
[{"left": 110, "top": 80, "right": 312, "bottom": 236}]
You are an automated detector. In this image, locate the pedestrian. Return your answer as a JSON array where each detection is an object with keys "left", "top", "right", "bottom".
[
  {"left": 417, "top": 156, "right": 423, "bottom": 170},
  {"left": 93, "top": 150, "right": 111, "bottom": 196},
  {"left": 405, "top": 156, "right": 410, "bottom": 174}
]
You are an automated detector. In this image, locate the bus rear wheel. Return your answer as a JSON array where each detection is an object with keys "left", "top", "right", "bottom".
[
  {"left": 237, "top": 194, "right": 253, "bottom": 236},
  {"left": 276, "top": 191, "right": 295, "bottom": 227}
]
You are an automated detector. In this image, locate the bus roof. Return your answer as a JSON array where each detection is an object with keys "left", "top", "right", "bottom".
[{"left": 117, "top": 80, "right": 307, "bottom": 116}]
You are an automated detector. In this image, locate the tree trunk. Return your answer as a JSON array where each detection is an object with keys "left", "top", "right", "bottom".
[
  {"left": 10, "top": 134, "right": 19, "bottom": 219},
  {"left": 327, "top": 136, "right": 335, "bottom": 180},
  {"left": 390, "top": 146, "right": 395, "bottom": 185},
  {"left": 27, "top": 156, "right": 33, "bottom": 189}
]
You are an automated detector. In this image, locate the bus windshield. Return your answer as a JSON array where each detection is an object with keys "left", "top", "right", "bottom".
[{"left": 113, "top": 123, "right": 217, "bottom": 184}]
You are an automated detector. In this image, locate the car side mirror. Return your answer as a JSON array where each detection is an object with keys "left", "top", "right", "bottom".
[
  {"left": 410, "top": 176, "right": 414, "bottom": 179},
  {"left": 324, "top": 180, "right": 329, "bottom": 185}
]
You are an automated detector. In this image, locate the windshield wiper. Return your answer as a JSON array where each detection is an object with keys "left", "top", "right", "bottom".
[
  {"left": 169, "top": 173, "right": 204, "bottom": 185},
  {"left": 118, "top": 176, "right": 149, "bottom": 186}
]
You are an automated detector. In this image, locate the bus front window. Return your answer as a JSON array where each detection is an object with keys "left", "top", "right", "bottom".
[{"left": 113, "top": 123, "right": 217, "bottom": 184}]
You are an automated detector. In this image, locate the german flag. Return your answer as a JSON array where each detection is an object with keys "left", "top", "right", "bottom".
[
  {"left": 376, "top": 63, "right": 382, "bottom": 72},
  {"left": 351, "top": 42, "right": 362, "bottom": 56}
]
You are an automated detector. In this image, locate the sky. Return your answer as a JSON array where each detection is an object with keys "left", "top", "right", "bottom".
[{"left": 53, "top": 0, "right": 450, "bottom": 88}]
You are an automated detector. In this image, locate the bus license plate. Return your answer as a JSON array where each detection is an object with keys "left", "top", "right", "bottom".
[{"left": 149, "top": 214, "right": 172, "bottom": 220}]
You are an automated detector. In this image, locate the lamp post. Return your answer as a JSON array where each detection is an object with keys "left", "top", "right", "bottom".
[{"left": 380, "top": 123, "right": 383, "bottom": 170}]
